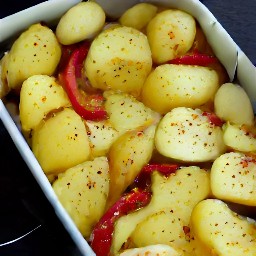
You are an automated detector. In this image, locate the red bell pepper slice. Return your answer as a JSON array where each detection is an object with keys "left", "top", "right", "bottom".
[
  {"left": 58, "top": 42, "right": 107, "bottom": 121},
  {"left": 90, "top": 188, "right": 151, "bottom": 256},
  {"left": 202, "top": 111, "right": 224, "bottom": 126},
  {"left": 169, "top": 51, "right": 218, "bottom": 66},
  {"left": 134, "top": 163, "right": 179, "bottom": 190},
  {"left": 90, "top": 163, "right": 179, "bottom": 256}
]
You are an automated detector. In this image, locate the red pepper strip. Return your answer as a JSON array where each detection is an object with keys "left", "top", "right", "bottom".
[
  {"left": 202, "top": 111, "right": 224, "bottom": 126},
  {"left": 142, "top": 163, "right": 179, "bottom": 175},
  {"left": 90, "top": 188, "right": 151, "bottom": 256},
  {"left": 134, "top": 163, "right": 179, "bottom": 190},
  {"left": 58, "top": 43, "right": 81, "bottom": 73},
  {"left": 169, "top": 52, "right": 218, "bottom": 66},
  {"left": 59, "top": 43, "right": 107, "bottom": 121}
]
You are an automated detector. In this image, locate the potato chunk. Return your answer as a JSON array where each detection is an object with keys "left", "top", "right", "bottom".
[
  {"left": 53, "top": 157, "right": 109, "bottom": 238},
  {"left": 104, "top": 91, "right": 160, "bottom": 134},
  {"left": 85, "top": 119, "right": 119, "bottom": 157},
  {"left": 223, "top": 122, "right": 256, "bottom": 152},
  {"left": 56, "top": 1, "right": 106, "bottom": 45},
  {"left": 0, "top": 52, "right": 10, "bottom": 98},
  {"left": 19, "top": 75, "right": 70, "bottom": 132},
  {"left": 119, "top": 3, "right": 158, "bottom": 30},
  {"left": 107, "top": 125, "right": 156, "bottom": 208},
  {"left": 131, "top": 211, "right": 192, "bottom": 255},
  {"left": 211, "top": 152, "right": 256, "bottom": 206},
  {"left": 147, "top": 9, "right": 196, "bottom": 64},
  {"left": 141, "top": 64, "right": 219, "bottom": 114},
  {"left": 112, "top": 167, "right": 210, "bottom": 254},
  {"left": 6, "top": 23, "right": 61, "bottom": 91},
  {"left": 155, "top": 107, "right": 226, "bottom": 162},
  {"left": 32, "top": 108, "right": 91, "bottom": 175},
  {"left": 119, "top": 244, "right": 182, "bottom": 256},
  {"left": 84, "top": 26, "right": 152, "bottom": 97},
  {"left": 214, "top": 82, "right": 254, "bottom": 126},
  {"left": 190, "top": 199, "right": 256, "bottom": 256}
]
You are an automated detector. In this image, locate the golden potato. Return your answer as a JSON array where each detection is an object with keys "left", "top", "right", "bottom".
[
  {"left": 155, "top": 107, "right": 226, "bottom": 162},
  {"left": 119, "top": 244, "right": 182, "bottom": 256},
  {"left": 84, "top": 26, "right": 152, "bottom": 97},
  {"left": 112, "top": 167, "right": 210, "bottom": 254},
  {"left": 130, "top": 211, "right": 191, "bottom": 254},
  {"left": 6, "top": 23, "right": 61, "bottom": 91},
  {"left": 85, "top": 119, "right": 120, "bottom": 157},
  {"left": 19, "top": 75, "right": 70, "bottom": 133},
  {"left": 56, "top": 1, "right": 106, "bottom": 45},
  {"left": 0, "top": 52, "right": 10, "bottom": 98},
  {"left": 147, "top": 9, "right": 196, "bottom": 64},
  {"left": 190, "top": 199, "right": 256, "bottom": 256},
  {"left": 32, "top": 108, "right": 91, "bottom": 175},
  {"left": 211, "top": 152, "right": 256, "bottom": 206},
  {"left": 141, "top": 64, "right": 219, "bottom": 114},
  {"left": 214, "top": 82, "right": 254, "bottom": 126},
  {"left": 53, "top": 157, "right": 109, "bottom": 238},
  {"left": 223, "top": 122, "right": 256, "bottom": 152},
  {"left": 104, "top": 91, "right": 160, "bottom": 134},
  {"left": 119, "top": 3, "right": 158, "bottom": 30},
  {"left": 106, "top": 125, "right": 156, "bottom": 208}
]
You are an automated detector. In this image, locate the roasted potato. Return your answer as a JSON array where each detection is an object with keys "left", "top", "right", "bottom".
[
  {"left": 5, "top": 23, "right": 61, "bottom": 91},
  {"left": 84, "top": 25, "right": 152, "bottom": 97},
  {"left": 119, "top": 244, "right": 182, "bottom": 256},
  {"left": 211, "top": 152, "right": 256, "bottom": 206},
  {"left": 214, "top": 82, "right": 254, "bottom": 126},
  {"left": 223, "top": 122, "right": 256, "bottom": 152},
  {"left": 53, "top": 157, "right": 109, "bottom": 238},
  {"left": 119, "top": 3, "right": 158, "bottom": 30},
  {"left": 112, "top": 167, "right": 210, "bottom": 254},
  {"left": 0, "top": 52, "right": 10, "bottom": 98},
  {"left": 141, "top": 64, "right": 219, "bottom": 114},
  {"left": 107, "top": 125, "right": 156, "bottom": 208},
  {"left": 32, "top": 108, "right": 91, "bottom": 176},
  {"left": 147, "top": 9, "right": 196, "bottom": 64},
  {"left": 104, "top": 91, "right": 160, "bottom": 134},
  {"left": 19, "top": 75, "right": 70, "bottom": 133},
  {"left": 155, "top": 107, "right": 226, "bottom": 162},
  {"left": 190, "top": 199, "right": 256, "bottom": 255},
  {"left": 85, "top": 119, "right": 120, "bottom": 157},
  {"left": 56, "top": 1, "right": 106, "bottom": 45}
]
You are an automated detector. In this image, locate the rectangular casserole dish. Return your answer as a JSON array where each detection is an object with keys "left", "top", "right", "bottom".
[{"left": 0, "top": 0, "right": 255, "bottom": 255}]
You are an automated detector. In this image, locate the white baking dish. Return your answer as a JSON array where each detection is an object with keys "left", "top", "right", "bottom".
[{"left": 0, "top": 0, "right": 255, "bottom": 255}]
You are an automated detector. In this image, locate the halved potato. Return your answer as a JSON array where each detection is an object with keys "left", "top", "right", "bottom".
[
  {"left": 0, "top": 52, "right": 10, "bottom": 98},
  {"left": 19, "top": 75, "right": 70, "bottom": 133},
  {"left": 190, "top": 199, "right": 256, "bottom": 256},
  {"left": 211, "top": 152, "right": 256, "bottom": 206},
  {"left": 119, "top": 244, "right": 182, "bottom": 256},
  {"left": 155, "top": 107, "right": 226, "bottom": 162},
  {"left": 53, "top": 157, "right": 109, "bottom": 238},
  {"left": 84, "top": 26, "right": 152, "bottom": 97},
  {"left": 147, "top": 9, "right": 196, "bottom": 64},
  {"left": 112, "top": 167, "right": 210, "bottom": 254},
  {"left": 223, "top": 122, "right": 256, "bottom": 152},
  {"left": 32, "top": 108, "right": 91, "bottom": 175},
  {"left": 107, "top": 125, "right": 156, "bottom": 208},
  {"left": 104, "top": 91, "right": 160, "bottom": 134},
  {"left": 119, "top": 3, "right": 158, "bottom": 30},
  {"left": 214, "top": 82, "right": 254, "bottom": 126},
  {"left": 6, "top": 23, "right": 61, "bottom": 91},
  {"left": 56, "top": 1, "right": 106, "bottom": 45},
  {"left": 141, "top": 64, "right": 219, "bottom": 114},
  {"left": 85, "top": 119, "right": 120, "bottom": 157}
]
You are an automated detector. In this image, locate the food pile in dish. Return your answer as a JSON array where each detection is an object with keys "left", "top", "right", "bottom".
[{"left": 1, "top": 1, "right": 256, "bottom": 255}]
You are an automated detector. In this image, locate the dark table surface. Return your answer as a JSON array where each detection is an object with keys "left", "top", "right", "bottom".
[{"left": 0, "top": 0, "right": 256, "bottom": 255}]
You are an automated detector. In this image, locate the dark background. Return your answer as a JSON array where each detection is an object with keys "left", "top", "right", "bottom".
[{"left": 0, "top": 0, "right": 256, "bottom": 255}]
